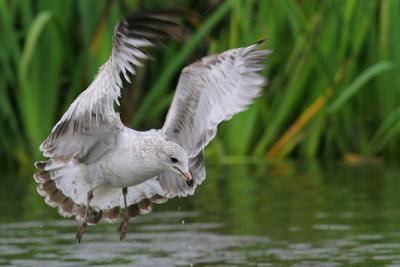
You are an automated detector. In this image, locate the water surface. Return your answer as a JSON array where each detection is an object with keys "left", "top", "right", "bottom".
[{"left": 1, "top": 162, "right": 400, "bottom": 266}]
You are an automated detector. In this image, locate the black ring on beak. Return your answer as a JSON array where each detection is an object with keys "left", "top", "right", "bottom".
[{"left": 173, "top": 167, "right": 193, "bottom": 188}]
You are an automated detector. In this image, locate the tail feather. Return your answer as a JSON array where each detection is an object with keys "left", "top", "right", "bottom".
[
  {"left": 102, "top": 207, "right": 120, "bottom": 222},
  {"left": 34, "top": 160, "right": 171, "bottom": 224},
  {"left": 34, "top": 160, "right": 101, "bottom": 223},
  {"left": 127, "top": 204, "right": 140, "bottom": 217},
  {"left": 137, "top": 198, "right": 152, "bottom": 214},
  {"left": 149, "top": 194, "right": 169, "bottom": 204}
]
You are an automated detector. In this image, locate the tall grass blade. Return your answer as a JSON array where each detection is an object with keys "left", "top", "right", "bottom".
[
  {"left": 18, "top": 11, "right": 64, "bottom": 156},
  {"left": 368, "top": 106, "right": 400, "bottom": 153},
  {"left": 327, "top": 62, "right": 394, "bottom": 114}
]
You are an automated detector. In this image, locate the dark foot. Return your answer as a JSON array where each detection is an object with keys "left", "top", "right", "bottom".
[
  {"left": 76, "top": 222, "right": 87, "bottom": 242},
  {"left": 118, "top": 209, "right": 129, "bottom": 241},
  {"left": 76, "top": 190, "right": 94, "bottom": 242}
]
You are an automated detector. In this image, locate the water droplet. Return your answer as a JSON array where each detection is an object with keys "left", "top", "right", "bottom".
[
  {"left": 181, "top": 219, "right": 185, "bottom": 224},
  {"left": 188, "top": 245, "right": 191, "bottom": 249},
  {"left": 177, "top": 206, "right": 181, "bottom": 210},
  {"left": 190, "top": 264, "right": 193, "bottom": 267}
]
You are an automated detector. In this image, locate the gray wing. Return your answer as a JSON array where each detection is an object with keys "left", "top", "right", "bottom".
[
  {"left": 160, "top": 41, "right": 271, "bottom": 196},
  {"left": 40, "top": 13, "right": 182, "bottom": 162}
]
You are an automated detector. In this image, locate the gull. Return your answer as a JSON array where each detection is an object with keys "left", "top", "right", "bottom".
[{"left": 33, "top": 12, "right": 271, "bottom": 242}]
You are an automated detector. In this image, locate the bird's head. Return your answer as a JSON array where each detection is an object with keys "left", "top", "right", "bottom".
[{"left": 158, "top": 141, "right": 193, "bottom": 187}]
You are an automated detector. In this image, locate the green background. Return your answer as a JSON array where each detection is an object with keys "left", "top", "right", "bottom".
[{"left": 1, "top": 0, "right": 400, "bottom": 171}]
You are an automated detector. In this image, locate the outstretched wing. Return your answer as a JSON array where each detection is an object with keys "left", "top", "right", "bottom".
[
  {"left": 40, "top": 13, "right": 182, "bottom": 163},
  {"left": 161, "top": 41, "right": 271, "bottom": 195}
]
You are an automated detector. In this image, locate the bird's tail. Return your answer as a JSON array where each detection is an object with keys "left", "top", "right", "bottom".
[
  {"left": 34, "top": 160, "right": 104, "bottom": 223},
  {"left": 33, "top": 159, "right": 168, "bottom": 224}
]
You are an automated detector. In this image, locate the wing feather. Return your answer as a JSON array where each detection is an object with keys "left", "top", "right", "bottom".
[
  {"left": 161, "top": 41, "right": 271, "bottom": 196},
  {"left": 40, "top": 13, "right": 182, "bottom": 162}
]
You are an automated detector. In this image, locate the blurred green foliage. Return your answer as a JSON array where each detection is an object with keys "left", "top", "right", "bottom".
[{"left": 0, "top": 0, "right": 399, "bottom": 171}]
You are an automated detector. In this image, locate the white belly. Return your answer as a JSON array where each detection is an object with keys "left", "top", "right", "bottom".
[{"left": 86, "top": 130, "right": 164, "bottom": 188}]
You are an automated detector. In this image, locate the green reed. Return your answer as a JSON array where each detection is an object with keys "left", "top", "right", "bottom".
[{"left": 0, "top": 0, "right": 399, "bottom": 170}]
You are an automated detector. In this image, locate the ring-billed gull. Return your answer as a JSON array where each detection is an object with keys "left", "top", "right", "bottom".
[{"left": 33, "top": 12, "right": 271, "bottom": 241}]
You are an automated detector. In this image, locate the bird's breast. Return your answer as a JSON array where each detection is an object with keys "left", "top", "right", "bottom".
[{"left": 88, "top": 131, "right": 163, "bottom": 188}]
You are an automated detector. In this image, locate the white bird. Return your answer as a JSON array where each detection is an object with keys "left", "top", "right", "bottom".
[{"left": 33, "top": 12, "right": 271, "bottom": 242}]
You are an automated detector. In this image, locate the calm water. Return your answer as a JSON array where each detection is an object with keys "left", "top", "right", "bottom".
[{"left": 1, "top": 161, "right": 400, "bottom": 266}]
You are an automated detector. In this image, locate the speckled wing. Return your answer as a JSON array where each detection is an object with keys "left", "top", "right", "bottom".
[
  {"left": 161, "top": 41, "right": 271, "bottom": 196},
  {"left": 40, "top": 13, "right": 182, "bottom": 162}
]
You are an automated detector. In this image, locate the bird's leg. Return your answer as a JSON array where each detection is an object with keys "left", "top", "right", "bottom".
[
  {"left": 118, "top": 187, "right": 129, "bottom": 240},
  {"left": 76, "top": 190, "right": 93, "bottom": 242}
]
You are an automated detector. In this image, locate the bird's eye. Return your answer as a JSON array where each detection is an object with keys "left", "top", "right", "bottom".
[{"left": 170, "top": 157, "right": 178, "bottom": 163}]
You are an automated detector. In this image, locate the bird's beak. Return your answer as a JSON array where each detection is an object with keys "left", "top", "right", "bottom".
[
  {"left": 182, "top": 171, "right": 193, "bottom": 188},
  {"left": 174, "top": 167, "right": 193, "bottom": 188}
]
